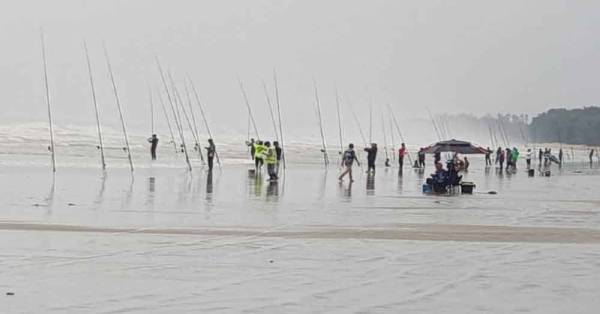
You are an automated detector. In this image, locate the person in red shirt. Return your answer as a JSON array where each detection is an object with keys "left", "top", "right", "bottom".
[{"left": 398, "top": 143, "right": 407, "bottom": 169}]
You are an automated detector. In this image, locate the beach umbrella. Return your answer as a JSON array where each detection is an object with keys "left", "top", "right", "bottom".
[{"left": 422, "top": 139, "right": 487, "bottom": 154}]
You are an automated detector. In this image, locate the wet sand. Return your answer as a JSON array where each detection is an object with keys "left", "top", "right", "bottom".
[
  {"left": 2, "top": 160, "right": 600, "bottom": 313},
  {"left": 2, "top": 221, "right": 600, "bottom": 243}
]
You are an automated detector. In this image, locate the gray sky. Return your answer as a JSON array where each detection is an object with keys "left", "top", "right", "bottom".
[{"left": 2, "top": 0, "right": 600, "bottom": 140}]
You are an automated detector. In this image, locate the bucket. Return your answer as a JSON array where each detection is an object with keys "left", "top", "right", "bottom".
[
  {"left": 528, "top": 169, "right": 535, "bottom": 177},
  {"left": 460, "top": 182, "right": 475, "bottom": 194}
]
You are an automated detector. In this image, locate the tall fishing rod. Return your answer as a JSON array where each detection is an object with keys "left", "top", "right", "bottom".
[
  {"left": 426, "top": 107, "right": 442, "bottom": 141},
  {"left": 188, "top": 77, "right": 221, "bottom": 169},
  {"left": 388, "top": 104, "right": 413, "bottom": 165},
  {"left": 313, "top": 80, "right": 329, "bottom": 166},
  {"left": 169, "top": 72, "right": 205, "bottom": 164},
  {"left": 40, "top": 31, "right": 56, "bottom": 173},
  {"left": 155, "top": 57, "right": 192, "bottom": 171},
  {"left": 238, "top": 78, "right": 260, "bottom": 139},
  {"left": 182, "top": 82, "right": 202, "bottom": 147},
  {"left": 368, "top": 102, "right": 373, "bottom": 143},
  {"left": 335, "top": 89, "right": 344, "bottom": 157},
  {"left": 82, "top": 40, "right": 105, "bottom": 170},
  {"left": 351, "top": 107, "right": 368, "bottom": 147},
  {"left": 149, "top": 85, "right": 155, "bottom": 135},
  {"left": 272, "top": 69, "right": 286, "bottom": 170},
  {"left": 381, "top": 112, "right": 389, "bottom": 161},
  {"left": 389, "top": 114, "right": 396, "bottom": 163},
  {"left": 103, "top": 43, "right": 133, "bottom": 172},
  {"left": 155, "top": 86, "right": 178, "bottom": 153},
  {"left": 262, "top": 80, "right": 279, "bottom": 141}
]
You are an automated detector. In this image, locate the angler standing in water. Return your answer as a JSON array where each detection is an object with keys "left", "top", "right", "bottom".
[
  {"left": 485, "top": 147, "right": 492, "bottom": 166},
  {"left": 398, "top": 143, "right": 407, "bottom": 169},
  {"left": 364, "top": 143, "right": 378, "bottom": 173},
  {"left": 265, "top": 141, "right": 278, "bottom": 181},
  {"left": 246, "top": 138, "right": 256, "bottom": 160},
  {"left": 418, "top": 148, "right": 426, "bottom": 168},
  {"left": 538, "top": 148, "right": 543, "bottom": 166},
  {"left": 148, "top": 134, "right": 159, "bottom": 160},
  {"left": 205, "top": 138, "right": 216, "bottom": 171},
  {"left": 339, "top": 143, "right": 360, "bottom": 182},
  {"left": 254, "top": 140, "right": 266, "bottom": 171},
  {"left": 274, "top": 141, "right": 283, "bottom": 175}
]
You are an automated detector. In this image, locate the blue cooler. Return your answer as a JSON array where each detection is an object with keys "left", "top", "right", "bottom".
[{"left": 422, "top": 184, "right": 432, "bottom": 194}]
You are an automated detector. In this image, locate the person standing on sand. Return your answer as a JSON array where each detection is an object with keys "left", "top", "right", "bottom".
[
  {"left": 264, "top": 141, "right": 278, "bottom": 181},
  {"left": 245, "top": 138, "right": 256, "bottom": 160},
  {"left": 148, "top": 134, "right": 159, "bottom": 160},
  {"left": 205, "top": 139, "right": 216, "bottom": 171},
  {"left": 364, "top": 143, "right": 378, "bottom": 173},
  {"left": 339, "top": 143, "right": 360, "bottom": 182},
  {"left": 418, "top": 148, "right": 426, "bottom": 168},
  {"left": 485, "top": 147, "right": 492, "bottom": 166},
  {"left": 526, "top": 148, "right": 532, "bottom": 169},
  {"left": 498, "top": 148, "right": 505, "bottom": 170},
  {"left": 398, "top": 143, "right": 407, "bottom": 169},
  {"left": 590, "top": 149, "right": 595, "bottom": 165},
  {"left": 273, "top": 141, "right": 283, "bottom": 175},
  {"left": 559, "top": 148, "right": 564, "bottom": 165},
  {"left": 254, "top": 140, "right": 266, "bottom": 171},
  {"left": 538, "top": 148, "right": 543, "bottom": 165}
]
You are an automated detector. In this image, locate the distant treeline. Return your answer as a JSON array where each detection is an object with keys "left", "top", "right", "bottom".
[
  {"left": 529, "top": 106, "right": 600, "bottom": 146},
  {"left": 433, "top": 113, "right": 529, "bottom": 147}
]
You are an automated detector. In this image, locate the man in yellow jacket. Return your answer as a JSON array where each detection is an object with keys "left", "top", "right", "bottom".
[{"left": 264, "top": 141, "right": 278, "bottom": 181}]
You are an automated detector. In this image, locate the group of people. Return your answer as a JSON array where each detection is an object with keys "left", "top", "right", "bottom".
[
  {"left": 493, "top": 147, "right": 520, "bottom": 171},
  {"left": 338, "top": 142, "right": 411, "bottom": 182},
  {"left": 426, "top": 155, "right": 466, "bottom": 193},
  {"left": 147, "top": 134, "right": 219, "bottom": 171},
  {"left": 246, "top": 138, "right": 283, "bottom": 181}
]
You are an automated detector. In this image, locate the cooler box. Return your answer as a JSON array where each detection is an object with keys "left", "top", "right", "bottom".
[
  {"left": 422, "top": 184, "right": 432, "bottom": 194},
  {"left": 460, "top": 182, "right": 475, "bottom": 194}
]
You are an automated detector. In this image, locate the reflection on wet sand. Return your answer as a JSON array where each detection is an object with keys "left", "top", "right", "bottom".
[
  {"left": 266, "top": 180, "right": 279, "bottom": 199},
  {"left": 366, "top": 173, "right": 375, "bottom": 195},
  {"left": 145, "top": 176, "right": 156, "bottom": 209},
  {"left": 93, "top": 171, "right": 107, "bottom": 207}
]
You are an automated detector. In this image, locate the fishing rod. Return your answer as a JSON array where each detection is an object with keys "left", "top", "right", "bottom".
[
  {"left": 389, "top": 114, "right": 396, "bottom": 163},
  {"left": 40, "top": 31, "right": 56, "bottom": 173},
  {"left": 335, "top": 89, "right": 344, "bottom": 158},
  {"left": 149, "top": 85, "right": 155, "bottom": 136},
  {"left": 381, "top": 112, "right": 389, "bottom": 162},
  {"left": 368, "top": 102, "right": 373, "bottom": 143},
  {"left": 103, "top": 43, "right": 133, "bottom": 172},
  {"left": 313, "top": 80, "right": 329, "bottom": 166},
  {"left": 351, "top": 107, "right": 368, "bottom": 147},
  {"left": 273, "top": 69, "right": 286, "bottom": 170},
  {"left": 426, "top": 107, "right": 442, "bottom": 141},
  {"left": 238, "top": 78, "right": 260, "bottom": 139},
  {"left": 82, "top": 40, "right": 105, "bottom": 170},
  {"left": 155, "top": 57, "right": 192, "bottom": 171},
  {"left": 262, "top": 80, "right": 279, "bottom": 141},
  {"left": 155, "top": 86, "right": 178, "bottom": 153},
  {"left": 188, "top": 77, "right": 222, "bottom": 169},
  {"left": 388, "top": 104, "right": 413, "bottom": 165},
  {"left": 169, "top": 72, "right": 205, "bottom": 165},
  {"left": 182, "top": 82, "right": 202, "bottom": 148}
]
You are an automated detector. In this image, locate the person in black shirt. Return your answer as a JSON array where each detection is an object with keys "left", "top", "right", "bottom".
[
  {"left": 364, "top": 143, "right": 378, "bottom": 173},
  {"left": 205, "top": 138, "right": 216, "bottom": 171},
  {"left": 148, "top": 134, "right": 159, "bottom": 160}
]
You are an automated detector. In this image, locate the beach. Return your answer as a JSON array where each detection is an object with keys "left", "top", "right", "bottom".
[{"left": 2, "top": 153, "right": 600, "bottom": 313}]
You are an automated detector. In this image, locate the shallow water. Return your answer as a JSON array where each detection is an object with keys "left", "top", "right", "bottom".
[{"left": 2, "top": 134, "right": 600, "bottom": 312}]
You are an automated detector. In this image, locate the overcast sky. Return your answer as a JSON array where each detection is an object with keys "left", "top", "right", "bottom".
[{"left": 2, "top": 0, "right": 600, "bottom": 139}]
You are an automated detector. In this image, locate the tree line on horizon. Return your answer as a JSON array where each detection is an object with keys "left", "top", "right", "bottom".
[{"left": 528, "top": 106, "right": 600, "bottom": 146}]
